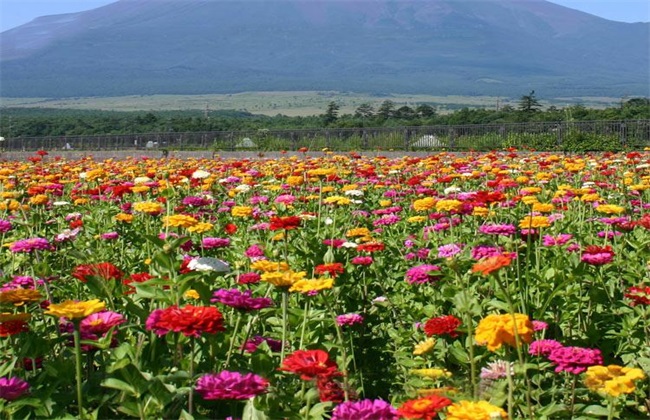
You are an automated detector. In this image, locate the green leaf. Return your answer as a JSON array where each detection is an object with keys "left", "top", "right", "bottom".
[
  {"left": 582, "top": 404, "right": 610, "bottom": 416},
  {"left": 243, "top": 398, "right": 268, "bottom": 420},
  {"left": 101, "top": 378, "right": 138, "bottom": 396}
]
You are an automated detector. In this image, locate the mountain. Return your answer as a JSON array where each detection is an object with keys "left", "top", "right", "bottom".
[{"left": 1, "top": 0, "right": 648, "bottom": 98}]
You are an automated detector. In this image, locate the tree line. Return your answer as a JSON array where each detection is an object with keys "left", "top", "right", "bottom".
[{"left": 1, "top": 94, "right": 648, "bottom": 138}]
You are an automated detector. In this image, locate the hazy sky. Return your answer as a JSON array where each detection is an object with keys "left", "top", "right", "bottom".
[{"left": 1, "top": 0, "right": 649, "bottom": 32}]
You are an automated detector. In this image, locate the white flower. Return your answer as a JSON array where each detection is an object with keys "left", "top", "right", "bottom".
[
  {"left": 235, "top": 184, "right": 251, "bottom": 193},
  {"left": 134, "top": 176, "right": 152, "bottom": 184},
  {"left": 444, "top": 186, "right": 461, "bottom": 194},
  {"left": 344, "top": 189, "right": 364, "bottom": 197},
  {"left": 324, "top": 217, "right": 334, "bottom": 225},
  {"left": 187, "top": 257, "right": 230, "bottom": 273},
  {"left": 191, "top": 170, "right": 210, "bottom": 179},
  {"left": 636, "top": 163, "right": 650, "bottom": 169},
  {"left": 52, "top": 201, "right": 70, "bottom": 206},
  {"left": 341, "top": 241, "right": 358, "bottom": 248}
]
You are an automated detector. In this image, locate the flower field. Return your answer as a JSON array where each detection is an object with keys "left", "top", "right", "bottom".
[{"left": 0, "top": 150, "right": 649, "bottom": 419}]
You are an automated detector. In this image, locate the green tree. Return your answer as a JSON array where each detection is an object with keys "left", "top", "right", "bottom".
[
  {"left": 415, "top": 104, "right": 436, "bottom": 118},
  {"left": 323, "top": 101, "right": 340, "bottom": 125},
  {"left": 354, "top": 103, "right": 375, "bottom": 119},
  {"left": 518, "top": 90, "right": 542, "bottom": 113},
  {"left": 377, "top": 100, "right": 396, "bottom": 120}
]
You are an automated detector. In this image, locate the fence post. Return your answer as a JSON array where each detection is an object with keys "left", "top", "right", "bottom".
[
  {"left": 619, "top": 123, "right": 626, "bottom": 147},
  {"left": 556, "top": 123, "right": 563, "bottom": 147},
  {"left": 404, "top": 129, "right": 410, "bottom": 150}
]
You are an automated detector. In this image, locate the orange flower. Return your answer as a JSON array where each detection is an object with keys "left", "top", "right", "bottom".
[{"left": 471, "top": 255, "right": 511, "bottom": 276}]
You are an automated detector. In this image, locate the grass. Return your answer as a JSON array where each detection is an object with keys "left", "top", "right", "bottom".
[{"left": 0, "top": 91, "right": 623, "bottom": 116}]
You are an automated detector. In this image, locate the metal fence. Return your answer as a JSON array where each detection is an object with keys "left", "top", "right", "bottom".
[{"left": 2, "top": 120, "right": 649, "bottom": 152}]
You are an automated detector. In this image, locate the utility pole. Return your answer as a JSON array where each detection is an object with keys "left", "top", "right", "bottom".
[{"left": 204, "top": 103, "right": 210, "bottom": 119}]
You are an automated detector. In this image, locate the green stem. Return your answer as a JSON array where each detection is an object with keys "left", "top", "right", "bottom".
[
  {"left": 189, "top": 336, "right": 195, "bottom": 416},
  {"left": 506, "top": 362, "right": 515, "bottom": 420},
  {"left": 299, "top": 298, "right": 311, "bottom": 350},
  {"left": 607, "top": 396, "right": 615, "bottom": 420},
  {"left": 73, "top": 323, "right": 85, "bottom": 420},
  {"left": 224, "top": 312, "right": 242, "bottom": 368},
  {"left": 281, "top": 291, "right": 289, "bottom": 361}
]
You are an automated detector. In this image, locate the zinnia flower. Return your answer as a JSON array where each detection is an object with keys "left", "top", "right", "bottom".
[
  {"left": 584, "top": 365, "right": 645, "bottom": 397},
  {"left": 423, "top": 315, "right": 461, "bottom": 338},
  {"left": 9, "top": 237, "right": 53, "bottom": 253},
  {"left": 528, "top": 339, "right": 563, "bottom": 357},
  {"left": 314, "top": 263, "right": 345, "bottom": 278},
  {"left": 445, "top": 400, "right": 508, "bottom": 420},
  {"left": 145, "top": 305, "right": 225, "bottom": 337},
  {"left": 210, "top": 288, "right": 273, "bottom": 311},
  {"left": 336, "top": 313, "right": 364, "bottom": 327},
  {"left": 625, "top": 285, "right": 650, "bottom": 306},
  {"left": 72, "top": 262, "right": 123, "bottom": 282},
  {"left": 0, "top": 376, "right": 30, "bottom": 401},
  {"left": 269, "top": 216, "right": 302, "bottom": 230},
  {"left": 331, "top": 399, "right": 399, "bottom": 420},
  {"left": 580, "top": 245, "right": 614, "bottom": 265},
  {"left": 474, "top": 313, "right": 534, "bottom": 351},
  {"left": 397, "top": 394, "right": 452, "bottom": 420},
  {"left": 45, "top": 299, "right": 106, "bottom": 320},
  {"left": 471, "top": 255, "right": 511, "bottom": 276},
  {"left": 195, "top": 371, "right": 268, "bottom": 400},
  {"left": 0, "top": 313, "right": 30, "bottom": 337},
  {"left": 280, "top": 349, "right": 340, "bottom": 380},
  {"left": 0, "top": 289, "right": 42, "bottom": 305},
  {"left": 548, "top": 346, "right": 603, "bottom": 374},
  {"left": 405, "top": 264, "right": 442, "bottom": 284}
]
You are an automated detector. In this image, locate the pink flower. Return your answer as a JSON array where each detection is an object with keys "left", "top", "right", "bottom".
[
  {"left": 437, "top": 243, "right": 463, "bottom": 258},
  {"left": 195, "top": 371, "right": 268, "bottom": 400},
  {"left": 201, "top": 237, "right": 231, "bottom": 249},
  {"left": 0, "top": 376, "right": 29, "bottom": 401},
  {"left": 336, "top": 313, "right": 364, "bottom": 327},
  {"left": 9, "top": 238, "right": 53, "bottom": 253},
  {"left": 548, "top": 346, "right": 603, "bottom": 374},
  {"left": 405, "top": 264, "right": 441, "bottom": 284},
  {"left": 542, "top": 234, "right": 573, "bottom": 247},
  {"left": 528, "top": 339, "right": 563, "bottom": 357},
  {"left": 351, "top": 256, "right": 373, "bottom": 266},
  {"left": 479, "top": 224, "right": 516, "bottom": 236},
  {"left": 581, "top": 245, "right": 614, "bottom": 265}
]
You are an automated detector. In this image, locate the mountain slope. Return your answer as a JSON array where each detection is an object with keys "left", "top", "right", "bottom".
[{"left": 1, "top": 0, "right": 648, "bottom": 98}]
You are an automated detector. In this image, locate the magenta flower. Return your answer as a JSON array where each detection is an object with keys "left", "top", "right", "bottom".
[
  {"left": 331, "top": 399, "right": 399, "bottom": 420},
  {"left": 528, "top": 339, "right": 563, "bottom": 357},
  {"left": 9, "top": 237, "right": 53, "bottom": 253},
  {"left": 542, "top": 234, "right": 573, "bottom": 247},
  {"left": 244, "top": 244, "right": 265, "bottom": 259},
  {"left": 581, "top": 245, "right": 614, "bottom": 265},
  {"left": 201, "top": 237, "right": 231, "bottom": 249},
  {"left": 237, "top": 272, "right": 261, "bottom": 285},
  {"left": 532, "top": 320, "right": 548, "bottom": 331},
  {"left": 100, "top": 231, "right": 120, "bottom": 240},
  {"left": 182, "top": 196, "right": 213, "bottom": 207},
  {"left": 351, "top": 256, "right": 373, "bottom": 266},
  {"left": 548, "top": 346, "right": 603, "bottom": 374},
  {"left": 241, "top": 336, "right": 283, "bottom": 353},
  {"left": 405, "top": 264, "right": 442, "bottom": 284},
  {"left": 0, "top": 376, "right": 29, "bottom": 401},
  {"left": 336, "top": 313, "right": 364, "bottom": 327},
  {"left": 211, "top": 288, "right": 273, "bottom": 311},
  {"left": 470, "top": 245, "right": 504, "bottom": 260},
  {"left": 372, "top": 214, "right": 401, "bottom": 226},
  {"left": 437, "top": 243, "right": 463, "bottom": 258},
  {"left": 478, "top": 223, "right": 517, "bottom": 236},
  {"left": 195, "top": 371, "right": 268, "bottom": 400},
  {"left": 0, "top": 219, "right": 12, "bottom": 233}
]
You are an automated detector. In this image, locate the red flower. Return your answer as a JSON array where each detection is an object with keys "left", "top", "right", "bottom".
[
  {"left": 123, "top": 272, "right": 154, "bottom": 294},
  {"left": 423, "top": 315, "right": 462, "bottom": 338},
  {"left": 0, "top": 320, "right": 29, "bottom": 337},
  {"left": 625, "top": 285, "right": 650, "bottom": 306},
  {"left": 224, "top": 223, "right": 238, "bottom": 235},
  {"left": 146, "top": 305, "right": 225, "bottom": 337},
  {"left": 638, "top": 214, "right": 650, "bottom": 230},
  {"left": 69, "top": 219, "right": 84, "bottom": 229},
  {"left": 36, "top": 150, "right": 48, "bottom": 156},
  {"left": 280, "top": 349, "right": 340, "bottom": 380},
  {"left": 72, "top": 262, "right": 123, "bottom": 282},
  {"left": 356, "top": 242, "right": 385, "bottom": 253},
  {"left": 316, "top": 376, "right": 351, "bottom": 403},
  {"left": 397, "top": 395, "right": 453, "bottom": 420},
  {"left": 269, "top": 216, "right": 302, "bottom": 231},
  {"left": 314, "top": 263, "right": 345, "bottom": 278}
]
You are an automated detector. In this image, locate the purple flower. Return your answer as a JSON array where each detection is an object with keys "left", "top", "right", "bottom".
[
  {"left": 438, "top": 243, "right": 463, "bottom": 258},
  {"left": 0, "top": 376, "right": 30, "bottom": 401},
  {"left": 201, "top": 237, "right": 231, "bottom": 249},
  {"left": 542, "top": 234, "right": 573, "bottom": 247},
  {"left": 479, "top": 223, "right": 516, "bottom": 236},
  {"left": 548, "top": 346, "right": 603, "bottom": 374},
  {"left": 211, "top": 289, "right": 273, "bottom": 311},
  {"left": 195, "top": 371, "right": 268, "bottom": 400},
  {"left": 100, "top": 231, "right": 120, "bottom": 240},
  {"left": 241, "top": 336, "right": 283, "bottom": 353},
  {"left": 528, "top": 339, "right": 563, "bottom": 357},
  {"left": 182, "top": 195, "right": 212, "bottom": 207},
  {"left": 9, "top": 237, "right": 53, "bottom": 253},
  {"left": 0, "top": 219, "right": 12, "bottom": 233},
  {"left": 331, "top": 399, "right": 399, "bottom": 420},
  {"left": 336, "top": 313, "right": 364, "bottom": 327},
  {"left": 405, "top": 264, "right": 442, "bottom": 284}
]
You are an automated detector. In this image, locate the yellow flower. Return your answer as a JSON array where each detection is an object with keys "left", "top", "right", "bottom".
[
  {"left": 435, "top": 199, "right": 462, "bottom": 213},
  {"left": 412, "top": 337, "right": 436, "bottom": 355},
  {"left": 580, "top": 193, "right": 600, "bottom": 202},
  {"left": 307, "top": 168, "right": 336, "bottom": 178},
  {"left": 184, "top": 289, "right": 201, "bottom": 300},
  {"left": 45, "top": 299, "right": 106, "bottom": 320},
  {"left": 260, "top": 270, "right": 306, "bottom": 288},
  {"left": 446, "top": 400, "right": 508, "bottom": 420},
  {"left": 271, "top": 232, "right": 285, "bottom": 241},
  {"left": 289, "top": 277, "right": 334, "bottom": 294},
  {"left": 407, "top": 216, "right": 427, "bottom": 223},
  {"left": 250, "top": 260, "right": 290, "bottom": 273},
  {"left": 584, "top": 365, "right": 645, "bottom": 397},
  {"left": 520, "top": 196, "right": 539, "bottom": 205},
  {"left": 0, "top": 199, "right": 21, "bottom": 211},
  {"left": 471, "top": 207, "right": 489, "bottom": 217},
  {"left": 518, "top": 215, "right": 550, "bottom": 229},
  {"left": 595, "top": 204, "right": 625, "bottom": 215},
  {"left": 133, "top": 201, "right": 163, "bottom": 214},
  {"left": 186, "top": 222, "right": 213, "bottom": 233},
  {"left": 379, "top": 200, "right": 392, "bottom": 207},
  {"left": 29, "top": 194, "right": 49, "bottom": 205},
  {"left": 475, "top": 313, "right": 533, "bottom": 351},
  {"left": 413, "top": 197, "right": 436, "bottom": 212},
  {"left": 346, "top": 227, "right": 371, "bottom": 238},
  {"left": 83, "top": 169, "right": 104, "bottom": 181},
  {"left": 412, "top": 368, "right": 452, "bottom": 379},
  {"left": 115, "top": 213, "right": 134, "bottom": 223},
  {"left": 231, "top": 206, "right": 253, "bottom": 217},
  {"left": 163, "top": 214, "right": 198, "bottom": 228},
  {"left": 131, "top": 185, "right": 150, "bottom": 194},
  {"left": 286, "top": 175, "right": 303, "bottom": 186},
  {"left": 74, "top": 198, "right": 89, "bottom": 206},
  {"left": 0, "top": 312, "right": 31, "bottom": 322},
  {"left": 0, "top": 289, "right": 42, "bottom": 305},
  {"left": 531, "top": 203, "right": 554, "bottom": 213},
  {"left": 323, "top": 196, "right": 351, "bottom": 206},
  {"left": 520, "top": 187, "right": 542, "bottom": 195}
]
